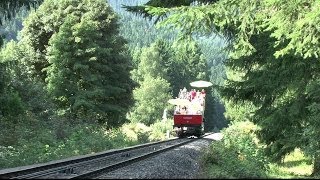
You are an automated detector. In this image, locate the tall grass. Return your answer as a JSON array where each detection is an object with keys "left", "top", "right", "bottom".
[
  {"left": 0, "top": 119, "right": 173, "bottom": 169},
  {"left": 198, "top": 121, "right": 315, "bottom": 179},
  {"left": 267, "top": 148, "right": 313, "bottom": 178}
]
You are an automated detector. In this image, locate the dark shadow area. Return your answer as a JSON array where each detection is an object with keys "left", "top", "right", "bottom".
[
  {"left": 281, "top": 159, "right": 313, "bottom": 168},
  {"left": 213, "top": 100, "right": 228, "bottom": 130}
]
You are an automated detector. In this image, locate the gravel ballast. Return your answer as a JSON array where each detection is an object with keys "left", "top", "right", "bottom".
[{"left": 96, "top": 133, "right": 222, "bottom": 179}]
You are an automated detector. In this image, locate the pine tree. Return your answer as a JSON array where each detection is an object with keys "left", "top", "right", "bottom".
[
  {"left": 129, "top": 40, "right": 172, "bottom": 125},
  {"left": 125, "top": 0, "right": 320, "bottom": 175},
  {"left": 20, "top": 0, "right": 135, "bottom": 126}
]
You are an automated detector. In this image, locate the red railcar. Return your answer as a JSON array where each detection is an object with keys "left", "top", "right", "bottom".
[
  {"left": 170, "top": 81, "right": 212, "bottom": 138},
  {"left": 173, "top": 114, "right": 204, "bottom": 138}
]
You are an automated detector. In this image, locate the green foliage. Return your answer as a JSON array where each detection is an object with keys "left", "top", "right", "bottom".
[
  {"left": 0, "top": 44, "right": 18, "bottom": 113},
  {"left": 0, "top": 121, "right": 148, "bottom": 169},
  {"left": 149, "top": 119, "right": 174, "bottom": 141},
  {"left": 121, "top": 122, "right": 151, "bottom": 143},
  {"left": 222, "top": 31, "right": 320, "bottom": 164},
  {"left": 0, "top": 91, "right": 25, "bottom": 118},
  {"left": 123, "top": 0, "right": 218, "bottom": 23},
  {"left": 129, "top": 76, "right": 172, "bottom": 125},
  {"left": 267, "top": 148, "right": 313, "bottom": 178},
  {"left": 128, "top": 40, "right": 172, "bottom": 125},
  {"left": 303, "top": 79, "right": 320, "bottom": 156},
  {"left": 0, "top": 7, "right": 29, "bottom": 42},
  {"left": 136, "top": 0, "right": 320, "bottom": 174},
  {"left": 131, "top": 40, "right": 170, "bottom": 83},
  {"left": 0, "top": 0, "right": 42, "bottom": 46},
  {"left": 222, "top": 121, "right": 265, "bottom": 162},
  {"left": 223, "top": 100, "right": 255, "bottom": 122},
  {"left": 0, "top": 42, "right": 29, "bottom": 125},
  {"left": 0, "top": 40, "right": 55, "bottom": 123},
  {"left": 168, "top": 39, "right": 209, "bottom": 96},
  {"left": 116, "top": 7, "right": 177, "bottom": 50},
  {"left": 138, "top": 0, "right": 262, "bottom": 58},
  {"left": 265, "top": 0, "right": 320, "bottom": 59},
  {"left": 200, "top": 121, "right": 268, "bottom": 178},
  {"left": 0, "top": 0, "right": 42, "bottom": 25},
  {"left": 117, "top": 120, "right": 173, "bottom": 143},
  {"left": 201, "top": 140, "right": 266, "bottom": 178},
  {"left": 131, "top": 37, "right": 210, "bottom": 100},
  {"left": 16, "top": 0, "right": 135, "bottom": 126}
]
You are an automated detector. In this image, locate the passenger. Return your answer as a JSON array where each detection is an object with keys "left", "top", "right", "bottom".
[
  {"left": 189, "top": 105, "right": 198, "bottom": 115},
  {"left": 201, "top": 89, "right": 206, "bottom": 98},
  {"left": 188, "top": 91, "right": 193, "bottom": 101},
  {"left": 178, "top": 89, "right": 183, "bottom": 99},
  {"left": 182, "top": 87, "right": 187, "bottom": 93},
  {"left": 182, "top": 87, "right": 188, "bottom": 99},
  {"left": 175, "top": 105, "right": 181, "bottom": 114},
  {"left": 191, "top": 95, "right": 198, "bottom": 104},
  {"left": 191, "top": 89, "right": 196, "bottom": 100},
  {"left": 196, "top": 90, "right": 201, "bottom": 98},
  {"left": 181, "top": 106, "right": 188, "bottom": 114}
]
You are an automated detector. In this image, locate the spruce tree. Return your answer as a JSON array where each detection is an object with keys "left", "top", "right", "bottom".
[
  {"left": 45, "top": 0, "right": 134, "bottom": 126},
  {"left": 129, "top": 40, "right": 171, "bottom": 125},
  {"left": 19, "top": 0, "right": 135, "bottom": 126},
  {"left": 125, "top": 0, "right": 320, "bottom": 175}
]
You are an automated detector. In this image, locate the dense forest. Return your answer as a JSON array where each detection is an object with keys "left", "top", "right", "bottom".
[
  {"left": 1, "top": 0, "right": 319, "bottom": 178},
  {"left": 0, "top": 0, "right": 227, "bottom": 129}
]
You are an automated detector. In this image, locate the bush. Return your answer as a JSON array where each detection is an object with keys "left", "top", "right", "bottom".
[
  {"left": 0, "top": 122, "right": 149, "bottom": 169},
  {"left": 121, "top": 122, "right": 151, "bottom": 143},
  {"left": 149, "top": 119, "right": 173, "bottom": 141},
  {"left": 0, "top": 119, "right": 173, "bottom": 169},
  {"left": 200, "top": 121, "right": 268, "bottom": 178},
  {"left": 0, "top": 146, "right": 20, "bottom": 168}
]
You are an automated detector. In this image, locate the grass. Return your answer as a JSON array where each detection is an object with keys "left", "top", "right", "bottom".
[
  {"left": 199, "top": 147, "right": 315, "bottom": 179},
  {"left": 0, "top": 120, "right": 173, "bottom": 169},
  {"left": 267, "top": 148, "right": 313, "bottom": 179}
]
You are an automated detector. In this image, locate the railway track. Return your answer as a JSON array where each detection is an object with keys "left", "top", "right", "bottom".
[{"left": 0, "top": 133, "right": 213, "bottom": 179}]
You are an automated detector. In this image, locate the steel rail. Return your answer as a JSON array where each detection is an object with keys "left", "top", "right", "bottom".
[
  {"left": 0, "top": 137, "right": 179, "bottom": 179},
  {"left": 68, "top": 138, "right": 194, "bottom": 179},
  {"left": 1, "top": 133, "right": 213, "bottom": 179},
  {"left": 69, "top": 133, "right": 213, "bottom": 179}
]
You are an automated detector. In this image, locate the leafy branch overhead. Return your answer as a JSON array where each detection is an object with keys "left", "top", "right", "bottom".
[
  {"left": 124, "top": 0, "right": 262, "bottom": 58},
  {"left": 125, "top": 0, "right": 320, "bottom": 59},
  {"left": 122, "top": 0, "right": 218, "bottom": 23},
  {"left": 124, "top": 0, "right": 320, "bottom": 175}
]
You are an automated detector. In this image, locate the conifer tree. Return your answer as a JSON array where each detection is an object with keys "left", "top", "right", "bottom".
[
  {"left": 125, "top": 0, "right": 320, "bottom": 175},
  {"left": 129, "top": 40, "right": 171, "bottom": 125},
  {"left": 15, "top": 0, "right": 134, "bottom": 126},
  {"left": 42, "top": 0, "right": 135, "bottom": 126}
]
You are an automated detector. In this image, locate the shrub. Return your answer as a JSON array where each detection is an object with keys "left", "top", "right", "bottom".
[
  {"left": 0, "top": 119, "right": 173, "bottom": 169},
  {"left": 0, "top": 122, "right": 144, "bottom": 169},
  {"left": 149, "top": 119, "right": 173, "bottom": 141},
  {"left": 121, "top": 122, "right": 151, "bottom": 143},
  {"left": 200, "top": 121, "right": 268, "bottom": 178}
]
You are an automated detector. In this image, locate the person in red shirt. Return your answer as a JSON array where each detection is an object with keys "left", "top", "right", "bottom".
[{"left": 191, "top": 89, "right": 196, "bottom": 100}]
